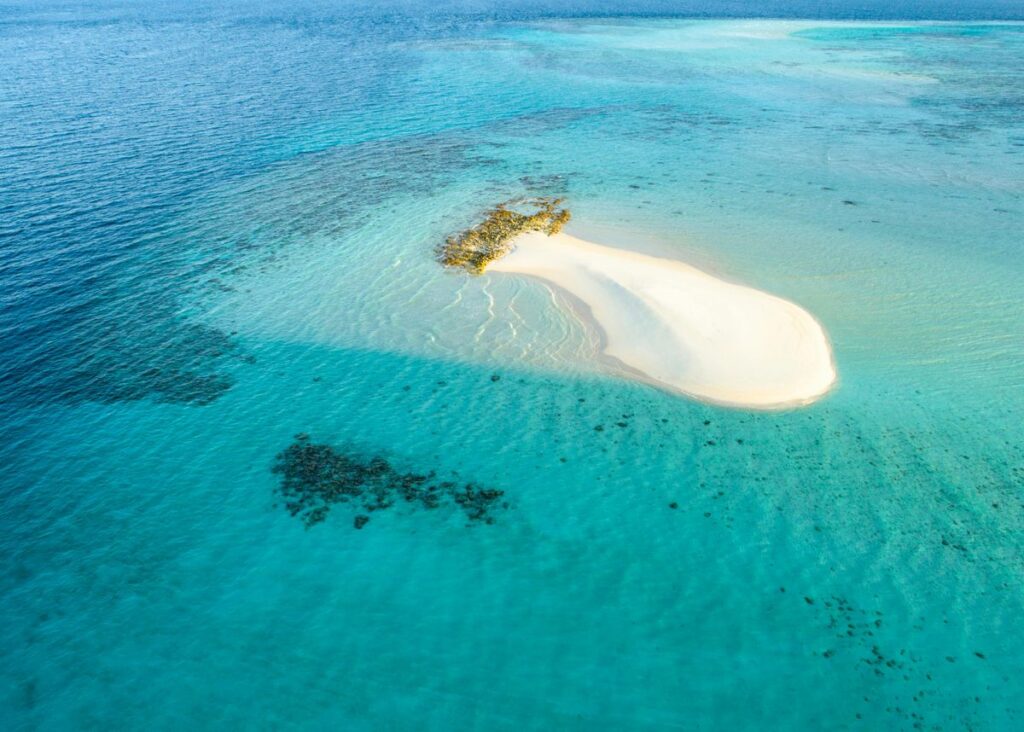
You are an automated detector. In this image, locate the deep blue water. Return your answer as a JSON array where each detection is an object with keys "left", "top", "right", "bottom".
[{"left": 2, "top": 2, "right": 1024, "bottom": 730}]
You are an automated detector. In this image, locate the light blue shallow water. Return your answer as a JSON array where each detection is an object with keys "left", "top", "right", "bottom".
[{"left": 2, "top": 3, "right": 1023, "bottom": 730}]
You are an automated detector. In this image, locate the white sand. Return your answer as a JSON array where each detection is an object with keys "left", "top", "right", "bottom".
[{"left": 488, "top": 231, "right": 836, "bottom": 409}]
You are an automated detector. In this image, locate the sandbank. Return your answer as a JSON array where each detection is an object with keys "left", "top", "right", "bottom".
[{"left": 488, "top": 230, "right": 836, "bottom": 409}]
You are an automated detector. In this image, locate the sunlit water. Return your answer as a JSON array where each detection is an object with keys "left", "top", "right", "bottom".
[{"left": 2, "top": 3, "right": 1023, "bottom": 730}]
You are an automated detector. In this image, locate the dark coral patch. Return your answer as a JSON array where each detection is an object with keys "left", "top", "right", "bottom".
[{"left": 272, "top": 435, "right": 507, "bottom": 528}]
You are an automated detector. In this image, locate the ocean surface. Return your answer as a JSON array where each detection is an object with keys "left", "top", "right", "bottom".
[{"left": 2, "top": 2, "right": 1023, "bottom": 729}]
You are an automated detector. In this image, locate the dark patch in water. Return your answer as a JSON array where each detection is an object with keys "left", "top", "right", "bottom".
[
  {"left": 802, "top": 592, "right": 990, "bottom": 728},
  {"left": 272, "top": 435, "right": 506, "bottom": 528},
  {"left": 519, "top": 173, "right": 570, "bottom": 197},
  {"left": 60, "top": 321, "right": 246, "bottom": 406}
]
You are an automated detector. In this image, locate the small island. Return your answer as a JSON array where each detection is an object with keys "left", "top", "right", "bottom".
[{"left": 440, "top": 199, "right": 836, "bottom": 409}]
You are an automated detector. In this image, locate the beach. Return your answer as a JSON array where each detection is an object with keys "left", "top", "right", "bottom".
[{"left": 489, "top": 230, "right": 836, "bottom": 408}]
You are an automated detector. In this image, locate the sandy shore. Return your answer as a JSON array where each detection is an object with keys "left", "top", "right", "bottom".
[{"left": 488, "top": 231, "right": 836, "bottom": 409}]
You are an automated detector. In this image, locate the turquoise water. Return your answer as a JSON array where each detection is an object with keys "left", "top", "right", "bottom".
[{"left": 2, "top": 4, "right": 1024, "bottom": 730}]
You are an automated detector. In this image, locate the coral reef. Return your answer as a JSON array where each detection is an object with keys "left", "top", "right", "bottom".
[
  {"left": 57, "top": 321, "right": 248, "bottom": 407},
  {"left": 272, "top": 435, "right": 507, "bottom": 528},
  {"left": 437, "top": 197, "right": 570, "bottom": 274}
]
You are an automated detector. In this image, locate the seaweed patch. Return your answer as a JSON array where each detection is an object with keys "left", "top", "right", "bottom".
[
  {"left": 272, "top": 435, "right": 507, "bottom": 528},
  {"left": 437, "top": 196, "right": 570, "bottom": 274}
]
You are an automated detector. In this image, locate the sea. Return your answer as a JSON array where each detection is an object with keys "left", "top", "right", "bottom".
[{"left": 1, "top": 1, "right": 1023, "bottom": 729}]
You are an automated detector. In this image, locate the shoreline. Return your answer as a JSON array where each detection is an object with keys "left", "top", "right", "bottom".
[{"left": 488, "top": 230, "right": 837, "bottom": 409}]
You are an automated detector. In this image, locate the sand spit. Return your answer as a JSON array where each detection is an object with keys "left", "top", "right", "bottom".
[{"left": 488, "top": 230, "right": 836, "bottom": 409}]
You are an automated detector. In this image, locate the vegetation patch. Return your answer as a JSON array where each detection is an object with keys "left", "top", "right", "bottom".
[
  {"left": 437, "top": 197, "right": 570, "bottom": 274},
  {"left": 272, "top": 434, "right": 507, "bottom": 528}
]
